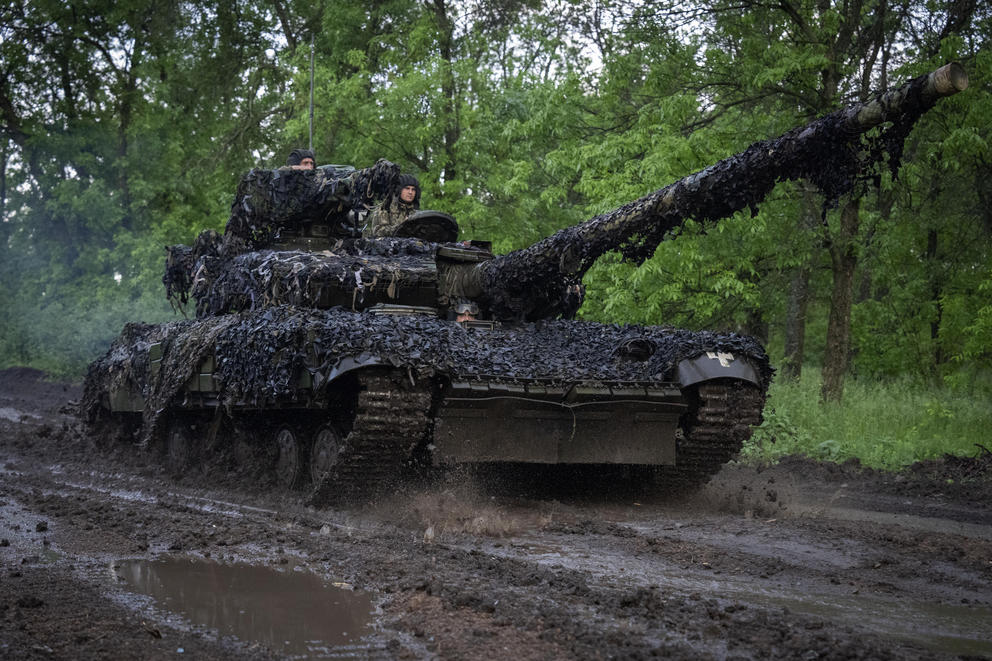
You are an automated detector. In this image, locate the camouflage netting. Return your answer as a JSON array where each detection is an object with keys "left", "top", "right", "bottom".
[
  {"left": 189, "top": 238, "right": 440, "bottom": 317},
  {"left": 221, "top": 159, "right": 400, "bottom": 256},
  {"left": 81, "top": 314, "right": 240, "bottom": 444},
  {"left": 82, "top": 322, "right": 165, "bottom": 411},
  {"left": 478, "top": 67, "right": 958, "bottom": 321},
  {"left": 164, "top": 229, "right": 222, "bottom": 310},
  {"left": 162, "top": 161, "right": 420, "bottom": 314},
  {"left": 82, "top": 305, "right": 772, "bottom": 444}
]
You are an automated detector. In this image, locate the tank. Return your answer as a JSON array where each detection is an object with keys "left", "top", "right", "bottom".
[{"left": 82, "top": 63, "right": 968, "bottom": 504}]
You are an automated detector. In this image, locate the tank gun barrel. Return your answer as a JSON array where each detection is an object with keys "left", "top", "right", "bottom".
[{"left": 471, "top": 63, "right": 968, "bottom": 321}]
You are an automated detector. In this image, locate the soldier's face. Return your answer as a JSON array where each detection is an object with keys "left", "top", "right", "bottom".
[
  {"left": 400, "top": 185, "right": 417, "bottom": 203},
  {"left": 299, "top": 158, "right": 315, "bottom": 169}
]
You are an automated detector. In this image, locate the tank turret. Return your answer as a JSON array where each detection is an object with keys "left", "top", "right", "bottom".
[{"left": 84, "top": 64, "right": 967, "bottom": 504}]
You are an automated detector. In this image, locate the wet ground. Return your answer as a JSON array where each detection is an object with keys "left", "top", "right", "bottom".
[{"left": 1, "top": 367, "right": 990, "bottom": 660}]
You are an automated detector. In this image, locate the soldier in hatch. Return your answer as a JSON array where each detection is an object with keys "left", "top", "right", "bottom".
[
  {"left": 283, "top": 148, "right": 316, "bottom": 170},
  {"left": 365, "top": 173, "right": 420, "bottom": 237}
]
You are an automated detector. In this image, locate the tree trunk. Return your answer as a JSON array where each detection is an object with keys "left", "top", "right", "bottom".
[
  {"left": 821, "top": 197, "right": 860, "bottom": 402},
  {"left": 271, "top": 0, "right": 298, "bottom": 52},
  {"left": 926, "top": 227, "right": 945, "bottom": 376},
  {"left": 741, "top": 307, "right": 769, "bottom": 345},
  {"left": 781, "top": 187, "right": 819, "bottom": 381},
  {"left": 117, "top": 22, "right": 145, "bottom": 232},
  {"left": 432, "top": 0, "right": 459, "bottom": 188},
  {"left": 782, "top": 268, "right": 810, "bottom": 381},
  {"left": 0, "top": 145, "right": 6, "bottom": 214}
]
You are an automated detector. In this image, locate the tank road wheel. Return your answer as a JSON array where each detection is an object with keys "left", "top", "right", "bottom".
[
  {"left": 310, "top": 425, "right": 344, "bottom": 485},
  {"left": 273, "top": 425, "right": 308, "bottom": 489}
]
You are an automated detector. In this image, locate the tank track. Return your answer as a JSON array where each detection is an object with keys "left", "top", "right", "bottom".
[
  {"left": 657, "top": 379, "right": 765, "bottom": 491},
  {"left": 308, "top": 371, "right": 431, "bottom": 506}
]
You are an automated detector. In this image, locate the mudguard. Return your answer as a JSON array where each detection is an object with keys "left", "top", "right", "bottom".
[{"left": 677, "top": 351, "right": 760, "bottom": 387}]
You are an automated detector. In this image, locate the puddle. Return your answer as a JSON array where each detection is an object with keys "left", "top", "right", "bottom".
[{"left": 114, "top": 557, "right": 373, "bottom": 658}]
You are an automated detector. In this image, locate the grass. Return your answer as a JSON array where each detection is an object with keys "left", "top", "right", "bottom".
[{"left": 740, "top": 368, "right": 992, "bottom": 470}]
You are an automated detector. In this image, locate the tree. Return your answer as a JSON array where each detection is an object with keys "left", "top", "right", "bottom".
[
  {"left": 0, "top": 0, "right": 294, "bottom": 375},
  {"left": 669, "top": 0, "right": 985, "bottom": 400}
]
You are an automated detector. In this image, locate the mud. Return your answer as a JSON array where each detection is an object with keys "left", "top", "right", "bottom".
[{"left": 2, "top": 367, "right": 990, "bottom": 660}]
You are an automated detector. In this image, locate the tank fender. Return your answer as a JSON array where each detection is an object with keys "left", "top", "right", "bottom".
[
  {"left": 677, "top": 351, "right": 760, "bottom": 388},
  {"left": 313, "top": 353, "right": 384, "bottom": 388}
]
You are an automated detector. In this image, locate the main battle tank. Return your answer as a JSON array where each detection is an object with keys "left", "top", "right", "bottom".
[{"left": 83, "top": 63, "right": 968, "bottom": 504}]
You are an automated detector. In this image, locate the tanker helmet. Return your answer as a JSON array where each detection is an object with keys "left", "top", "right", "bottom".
[
  {"left": 396, "top": 173, "right": 421, "bottom": 206},
  {"left": 286, "top": 148, "right": 316, "bottom": 167}
]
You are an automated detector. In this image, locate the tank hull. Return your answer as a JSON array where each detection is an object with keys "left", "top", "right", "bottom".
[{"left": 83, "top": 307, "right": 769, "bottom": 502}]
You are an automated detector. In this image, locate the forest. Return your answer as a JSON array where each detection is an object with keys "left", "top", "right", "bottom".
[{"left": 1, "top": 0, "right": 989, "bottom": 466}]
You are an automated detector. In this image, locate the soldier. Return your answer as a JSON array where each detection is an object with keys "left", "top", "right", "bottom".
[
  {"left": 284, "top": 148, "right": 316, "bottom": 170},
  {"left": 365, "top": 173, "right": 420, "bottom": 237},
  {"left": 453, "top": 299, "right": 479, "bottom": 323}
]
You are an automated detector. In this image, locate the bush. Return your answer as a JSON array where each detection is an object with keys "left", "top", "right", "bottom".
[{"left": 742, "top": 368, "right": 992, "bottom": 469}]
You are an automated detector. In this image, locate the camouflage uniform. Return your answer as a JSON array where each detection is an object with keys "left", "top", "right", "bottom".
[
  {"left": 366, "top": 198, "right": 417, "bottom": 237},
  {"left": 365, "top": 173, "right": 420, "bottom": 237}
]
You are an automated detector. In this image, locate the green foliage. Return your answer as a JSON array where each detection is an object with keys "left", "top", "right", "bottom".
[
  {"left": 0, "top": 0, "right": 292, "bottom": 377},
  {"left": 0, "top": 255, "right": 174, "bottom": 379},
  {"left": 743, "top": 368, "right": 992, "bottom": 468},
  {"left": 843, "top": 41, "right": 992, "bottom": 382},
  {"left": 958, "top": 268, "right": 992, "bottom": 363}
]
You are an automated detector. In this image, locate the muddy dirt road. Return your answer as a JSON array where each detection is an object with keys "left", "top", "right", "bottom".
[{"left": 1, "top": 367, "right": 990, "bottom": 660}]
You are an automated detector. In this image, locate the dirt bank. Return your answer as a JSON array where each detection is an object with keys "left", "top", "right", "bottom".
[{"left": 1, "top": 368, "right": 990, "bottom": 660}]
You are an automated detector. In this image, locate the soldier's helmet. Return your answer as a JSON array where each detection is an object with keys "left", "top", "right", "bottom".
[
  {"left": 286, "top": 148, "right": 316, "bottom": 167},
  {"left": 396, "top": 173, "right": 421, "bottom": 206}
]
